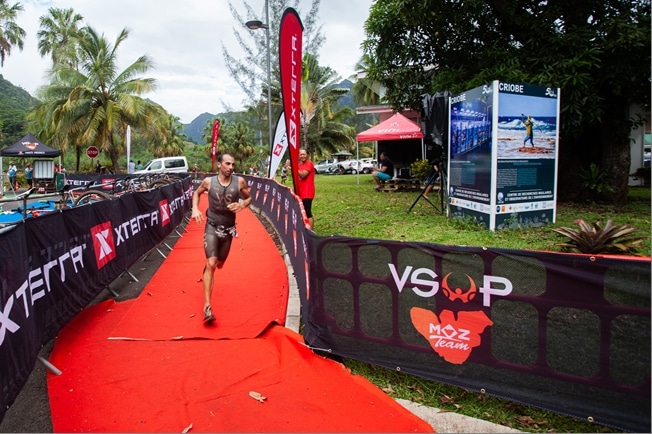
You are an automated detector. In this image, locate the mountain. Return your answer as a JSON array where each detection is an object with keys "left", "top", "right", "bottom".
[
  {"left": 181, "top": 79, "right": 358, "bottom": 144},
  {"left": 0, "top": 74, "right": 39, "bottom": 147},
  {"left": 182, "top": 112, "right": 216, "bottom": 144}
]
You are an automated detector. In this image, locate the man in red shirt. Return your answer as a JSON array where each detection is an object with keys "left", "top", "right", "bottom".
[{"left": 297, "top": 148, "right": 315, "bottom": 230}]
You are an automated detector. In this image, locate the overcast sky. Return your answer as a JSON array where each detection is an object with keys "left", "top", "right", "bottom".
[{"left": 0, "top": 0, "right": 374, "bottom": 123}]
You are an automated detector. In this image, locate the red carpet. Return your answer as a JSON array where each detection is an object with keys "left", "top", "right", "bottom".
[
  {"left": 109, "top": 208, "right": 288, "bottom": 340},
  {"left": 47, "top": 203, "right": 434, "bottom": 432}
]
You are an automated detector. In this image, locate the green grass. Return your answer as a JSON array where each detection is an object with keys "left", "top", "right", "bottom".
[
  {"left": 299, "top": 173, "right": 651, "bottom": 433},
  {"left": 309, "top": 174, "right": 651, "bottom": 255}
]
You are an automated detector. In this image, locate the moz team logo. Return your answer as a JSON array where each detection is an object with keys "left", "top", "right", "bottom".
[
  {"left": 91, "top": 221, "right": 116, "bottom": 269},
  {"left": 387, "top": 268, "right": 509, "bottom": 365}
]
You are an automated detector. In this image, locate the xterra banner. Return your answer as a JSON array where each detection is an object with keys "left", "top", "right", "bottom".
[
  {"left": 0, "top": 178, "right": 192, "bottom": 422},
  {"left": 278, "top": 7, "right": 303, "bottom": 195}
]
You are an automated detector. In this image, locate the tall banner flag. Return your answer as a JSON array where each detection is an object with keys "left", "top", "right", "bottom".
[
  {"left": 268, "top": 112, "right": 288, "bottom": 178},
  {"left": 278, "top": 8, "right": 303, "bottom": 194},
  {"left": 126, "top": 125, "right": 131, "bottom": 172},
  {"left": 211, "top": 119, "right": 220, "bottom": 172}
]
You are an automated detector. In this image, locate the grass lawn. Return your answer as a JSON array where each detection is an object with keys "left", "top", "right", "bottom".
[{"left": 298, "top": 173, "right": 650, "bottom": 433}]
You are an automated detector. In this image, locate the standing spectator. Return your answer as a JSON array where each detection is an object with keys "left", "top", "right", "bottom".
[
  {"left": 297, "top": 149, "right": 315, "bottom": 229},
  {"left": 25, "top": 163, "right": 33, "bottom": 188},
  {"left": 136, "top": 160, "right": 144, "bottom": 170},
  {"left": 372, "top": 152, "right": 395, "bottom": 190},
  {"left": 128, "top": 159, "right": 136, "bottom": 174},
  {"left": 191, "top": 153, "right": 252, "bottom": 324},
  {"left": 280, "top": 160, "right": 289, "bottom": 184},
  {"left": 96, "top": 161, "right": 102, "bottom": 173},
  {"left": 422, "top": 161, "right": 440, "bottom": 200},
  {"left": 7, "top": 162, "right": 17, "bottom": 190}
]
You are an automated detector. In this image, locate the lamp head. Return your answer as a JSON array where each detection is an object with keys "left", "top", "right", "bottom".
[{"left": 245, "top": 20, "right": 268, "bottom": 30}]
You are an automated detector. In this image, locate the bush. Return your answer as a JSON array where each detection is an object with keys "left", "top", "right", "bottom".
[{"left": 410, "top": 159, "right": 431, "bottom": 181}]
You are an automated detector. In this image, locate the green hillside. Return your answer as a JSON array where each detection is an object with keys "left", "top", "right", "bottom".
[{"left": 0, "top": 74, "right": 39, "bottom": 148}]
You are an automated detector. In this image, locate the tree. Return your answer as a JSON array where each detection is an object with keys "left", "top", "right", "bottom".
[
  {"left": 223, "top": 0, "right": 325, "bottom": 146},
  {"left": 28, "top": 26, "right": 165, "bottom": 172},
  {"left": 300, "top": 53, "right": 355, "bottom": 158},
  {"left": 201, "top": 117, "right": 256, "bottom": 170},
  {"left": 148, "top": 114, "right": 187, "bottom": 157},
  {"left": 0, "top": 0, "right": 25, "bottom": 66},
  {"left": 350, "top": 53, "right": 382, "bottom": 107},
  {"left": 363, "top": 0, "right": 651, "bottom": 204},
  {"left": 37, "top": 7, "right": 85, "bottom": 68}
]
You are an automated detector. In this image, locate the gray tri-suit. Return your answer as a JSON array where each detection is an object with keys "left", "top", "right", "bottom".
[{"left": 203, "top": 175, "right": 242, "bottom": 261}]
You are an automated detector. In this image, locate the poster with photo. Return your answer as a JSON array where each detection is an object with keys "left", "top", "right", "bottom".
[
  {"left": 447, "top": 83, "right": 494, "bottom": 226},
  {"left": 495, "top": 83, "right": 560, "bottom": 229},
  {"left": 447, "top": 82, "right": 560, "bottom": 230}
]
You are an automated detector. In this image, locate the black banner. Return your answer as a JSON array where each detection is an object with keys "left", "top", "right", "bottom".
[
  {"left": 0, "top": 178, "right": 192, "bottom": 421},
  {"left": 1, "top": 173, "right": 649, "bottom": 432}
]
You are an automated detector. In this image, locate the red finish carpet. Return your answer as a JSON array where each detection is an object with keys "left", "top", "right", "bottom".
[{"left": 46, "top": 204, "right": 434, "bottom": 432}]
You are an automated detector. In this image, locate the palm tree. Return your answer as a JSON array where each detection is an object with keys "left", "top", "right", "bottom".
[
  {"left": 148, "top": 114, "right": 186, "bottom": 157},
  {"left": 300, "top": 53, "right": 355, "bottom": 158},
  {"left": 37, "top": 7, "right": 84, "bottom": 68},
  {"left": 29, "top": 26, "right": 165, "bottom": 172},
  {"left": 350, "top": 54, "right": 382, "bottom": 107},
  {"left": 0, "top": 0, "right": 25, "bottom": 66}
]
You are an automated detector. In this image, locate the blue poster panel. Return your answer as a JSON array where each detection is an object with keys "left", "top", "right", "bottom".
[
  {"left": 495, "top": 83, "right": 560, "bottom": 228},
  {"left": 448, "top": 84, "right": 494, "bottom": 227}
]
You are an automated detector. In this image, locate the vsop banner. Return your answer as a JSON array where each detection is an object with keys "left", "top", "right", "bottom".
[{"left": 278, "top": 8, "right": 303, "bottom": 194}]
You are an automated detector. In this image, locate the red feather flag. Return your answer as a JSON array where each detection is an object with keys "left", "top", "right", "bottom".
[
  {"left": 211, "top": 119, "right": 220, "bottom": 172},
  {"left": 278, "top": 8, "right": 303, "bottom": 194}
]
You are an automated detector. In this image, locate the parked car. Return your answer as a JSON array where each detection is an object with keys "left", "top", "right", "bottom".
[
  {"left": 314, "top": 159, "right": 338, "bottom": 174},
  {"left": 359, "top": 159, "right": 377, "bottom": 174},
  {"left": 334, "top": 159, "right": 362, "bottom": 174}
]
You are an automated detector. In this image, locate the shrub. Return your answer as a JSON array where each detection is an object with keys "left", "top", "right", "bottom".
[
  {"left": 551, "top": 219, "right": 646, "bottom": 255},
  {"left": 410, "top": 159, "right": 431, "bottom": 181}
]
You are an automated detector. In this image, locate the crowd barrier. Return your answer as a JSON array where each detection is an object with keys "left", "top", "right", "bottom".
[
  {"left": 244, "top": 175, "right": 650, "bottom": 433},
  {"left": 0, "top": 176, "right": 193, "bottom": 422},
  {"left": 0, "top": 173, "right": 649, "bottom": 432}
]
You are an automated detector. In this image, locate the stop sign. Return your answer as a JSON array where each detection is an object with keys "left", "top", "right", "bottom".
[{"left": 86, "top": 146, "right": 99, "bottom": 159}]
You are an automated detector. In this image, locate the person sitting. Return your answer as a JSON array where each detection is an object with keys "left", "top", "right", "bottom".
[{"left": 372, "top": 152, "right": 394, "bottom": 191}]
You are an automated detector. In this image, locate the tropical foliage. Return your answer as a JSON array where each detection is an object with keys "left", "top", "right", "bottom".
[
  {"left": 362, "top": 0, "right": 651, "bottom": 205},
  {"left": 551, "top": 219, "right": 647, "bottom": 255},
  {"left": 0, "top": 0, "right": 25, "bottom": 66},
  {"left": 27, "top": 26, "right": 168, "bottom": 172},
  {"left": 300, "top": 53, "right": 356, "bottom": 159},
  {"left": 36, "top": 7, "right": 84, "bottom": 68}
]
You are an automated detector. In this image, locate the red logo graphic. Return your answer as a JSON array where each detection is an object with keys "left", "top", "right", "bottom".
[
  {"left": 411, "top": 307, "right": 492, "bottom": 364},
  {"left": 159, "top": 199, "right": 170, "bottom": 226},
  {"left": 22, "top": 141, "right": 38, "bottom": 151},
  {"left": 91, "top": 222, "right": 116, "bottom": 269},
  {"left": 441, "top": 272, "right": 477, "bottom": 303}
]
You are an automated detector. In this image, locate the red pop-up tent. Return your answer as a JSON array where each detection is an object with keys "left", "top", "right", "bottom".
[
  {"left": 356, "top": 112, "right": 424, "bottom": 142},
  {"left": 356, "top": 113, "right": 425, "bottom": 181}
]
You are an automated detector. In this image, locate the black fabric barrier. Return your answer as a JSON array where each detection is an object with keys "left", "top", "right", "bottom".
[
  {"left": 0, "top": 178, "right": 192, "bottom": 422},
  {"left": 243, "top": 176, "right": 651, "bottom": 433}
]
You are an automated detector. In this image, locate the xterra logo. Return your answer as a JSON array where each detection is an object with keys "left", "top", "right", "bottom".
[
  {"left": 91, "top": 221, "right": 116, "bottom": 269},
  {"left": 159, "top": 199, "right": 170, "bottom": 226}
]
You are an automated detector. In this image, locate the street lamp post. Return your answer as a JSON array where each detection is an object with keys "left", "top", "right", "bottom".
[{"left": 246, "top": 0, "right": 273, "bottom": 177}]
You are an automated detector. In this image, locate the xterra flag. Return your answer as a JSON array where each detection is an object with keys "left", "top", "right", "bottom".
[
  {"left": 211, "top": 119, "right": 220, "bottom": 172},
  {"left": 278, "top": 8, "right": 303, "bottom": 194},
  {"left": 268, "top": 112, "right": 288, "bottom": 178}
]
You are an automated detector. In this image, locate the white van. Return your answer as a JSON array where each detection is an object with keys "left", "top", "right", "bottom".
[{"left": 134, "top": 156, "right": 188, "bottom": 174}]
